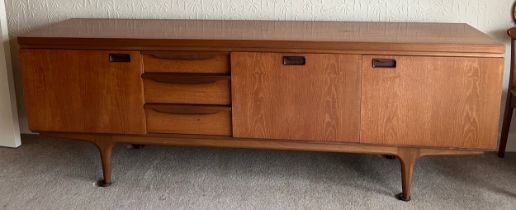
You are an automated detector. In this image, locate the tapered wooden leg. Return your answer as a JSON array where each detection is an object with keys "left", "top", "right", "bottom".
[
  {"left": 94, "top": 139, "right": 114, "bottom": 187},
  {"left": 396, "top": 148, "right": 420, "bottom": 201},
  {"left": 499, "top": 94, "right": 513, "bottom": 158}
]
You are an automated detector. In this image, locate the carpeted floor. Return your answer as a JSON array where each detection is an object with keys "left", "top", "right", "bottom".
[{"left": 0, "top": 135, "right": 516, "bottom": 209}]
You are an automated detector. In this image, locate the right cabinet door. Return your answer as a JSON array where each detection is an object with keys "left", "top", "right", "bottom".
[{"left": 361, "top": 55, "right": 503, "bottom": 149}]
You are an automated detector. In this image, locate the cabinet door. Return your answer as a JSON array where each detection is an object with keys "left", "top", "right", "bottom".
[
  {"left": 20, "top": 49, "right": 146, "bottom": 134},
  {"left": 361, "top": 55, "right": 503, "bottom": 149},
  {"left": 231, "top": 52, "right": 360, "bottom": 142}
]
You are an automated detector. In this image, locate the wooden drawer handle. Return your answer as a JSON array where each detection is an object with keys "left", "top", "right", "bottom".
[
  {"left": 145, "top": 104, "right": 231, "bottom": 115},
  {"left": 142, "top": 73, "right": 230, "bottom": 85},
  {"left": 147, "top": 52, "right": 221, "bottom": 61},
  {"left": 283, "top": 56, "right": 306, "bottom": 65},
  {"left": 372, "top": 59, "right": 396, "bottom": 68}
]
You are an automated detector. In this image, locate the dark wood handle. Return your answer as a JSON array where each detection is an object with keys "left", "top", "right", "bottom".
[
  {"left": 372, "top": 59, "right": 396, "bottom": 68},
  {"left": 142, "top": 73, "right": 230, "bottom": 85},
  {"left": 146, "top": 52, "right": 221, "bottom": 61},
  {"left": 508, "top": 27, "right": 516, "bottom": 39},
  {"left": 109, "top": 54, "right": 131, "bottom": 63},
  {"left": 283, "top": 56, "right": 306, "bottom": 65},
  {"left": 145, "top": 104, "right": 231, "bottom": 115}
]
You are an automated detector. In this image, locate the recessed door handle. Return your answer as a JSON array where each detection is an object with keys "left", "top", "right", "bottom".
[
  {"left": 109, "top": 54, "right": 131, "bottom": 63},
  {"left": 372, "top": 59, "right": 396, "bottom": 68},
  {"left": 283, "top": 56, "right": 306, "bottom": 65}
]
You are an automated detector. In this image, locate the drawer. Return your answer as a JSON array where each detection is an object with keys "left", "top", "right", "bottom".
[
  {"left": 145, "top": 104, "right": 232, "bottom": 136},
  {"left": 143, "top": 51, "right": 229, "bottom": 74},
  {"left": 142, "top": 74, "right": 231, "bottom": 105}
]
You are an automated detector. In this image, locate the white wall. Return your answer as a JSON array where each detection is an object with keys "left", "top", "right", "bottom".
[
  {"left": 5, "top": 0, "right": 516, "bottom": 150},
  {"left": 0, "top": 0, "right": 19, "bottom": 148}
]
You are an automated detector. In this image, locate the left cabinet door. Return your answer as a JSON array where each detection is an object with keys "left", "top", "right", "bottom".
[{"left": 20, "top": 49, "right": 146, "bottom": 134}]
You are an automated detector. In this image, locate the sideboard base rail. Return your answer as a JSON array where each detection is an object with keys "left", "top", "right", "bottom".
[{"left": 42, "top": 133, "right": 484, "bottom": 202}]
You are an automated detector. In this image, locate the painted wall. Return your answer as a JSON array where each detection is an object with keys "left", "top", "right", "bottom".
[
  {"left": 5, "top": 0, "right": 516, "bottom": 150},
  {"left": 0, "top": 0, "right": 19, "bottom": 148}
]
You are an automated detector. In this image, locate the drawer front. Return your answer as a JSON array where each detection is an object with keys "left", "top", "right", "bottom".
[
  {"left": 145, "top": 104, "right": 232, "bottom": 135},
  {"left": 143, "top": 75, "right": 231, "bottom": 105},
  {"left": 361, "top": 55, "right": 503, "bottom": 149},
  {"left": 143, "top": 51, "right": 229, "bottom": 73}
]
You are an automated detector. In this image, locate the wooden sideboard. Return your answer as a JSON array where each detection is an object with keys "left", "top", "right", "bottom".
[{"left": 18, "top": 19, "right": 504, "bottom": 201}]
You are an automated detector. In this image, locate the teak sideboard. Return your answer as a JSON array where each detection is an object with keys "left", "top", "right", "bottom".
[{"left": 18, "top": 19, "right": 504, "bottom": 201}]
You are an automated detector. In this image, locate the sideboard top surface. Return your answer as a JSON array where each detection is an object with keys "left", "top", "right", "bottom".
[{"left": 18, "top": 18, "right": 504, "bottom": 55}]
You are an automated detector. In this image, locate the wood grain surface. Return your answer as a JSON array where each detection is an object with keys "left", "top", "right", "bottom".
[
  {"left": 20, "top": 49, "right": 146, "bottom": 134},
  {"left": 142, "top": 51, "right": 229, "bottom": 74},
  {"left": 48, "top": 132, "right": 487, "bottom": 156},
  {"left": 231, "top": 52, "right": 361, "bottom": 142},
  {"left": 143, "top": 76, "right": 231, "bottom": 105},
  {"left": 145, "top": 104, "right": 232, "bottom": 136},
  {"left": 360, "top": 55, "right": 504, "bottom": 149},
  {"left": 18, "top": 19, "right": 504, "bottom": 55}
]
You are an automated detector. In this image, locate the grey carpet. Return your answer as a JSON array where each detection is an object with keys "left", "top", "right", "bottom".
[{"left": 0, "top": 135, "right": 516, "bottom": 210}]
